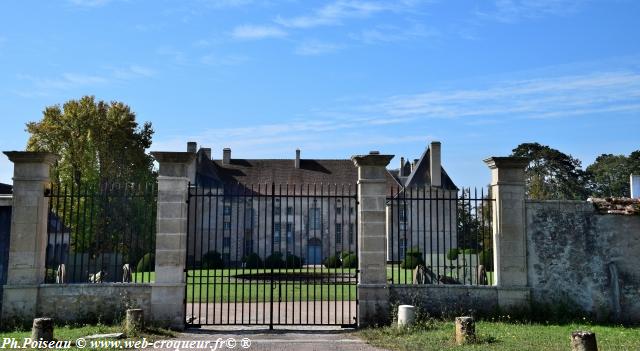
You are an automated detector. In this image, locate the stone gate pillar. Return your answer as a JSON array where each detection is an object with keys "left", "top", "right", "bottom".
[
  {"left": 1, "top": 151, "right": 57, "bottom": 323},
  {"left": 150, "top": 151, "right": 195, "bottom": 330},
  {"left": 352, "top": 151, "right": 393, "bottom": 327},
  {"left": 484, "top": 157, "right": 530, "bottom": 308}
]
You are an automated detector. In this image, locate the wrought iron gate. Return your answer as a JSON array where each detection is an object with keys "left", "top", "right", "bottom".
[{"left": 185, "top": 182, "right": 358, "bottom": 328}]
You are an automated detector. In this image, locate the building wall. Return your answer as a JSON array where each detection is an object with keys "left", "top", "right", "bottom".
[{"left": 526, "top": 200, "right": 640, "bottom": 322}]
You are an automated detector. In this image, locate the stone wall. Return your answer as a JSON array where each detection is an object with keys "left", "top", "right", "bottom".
[
  {"left": 36, "top": 284, "right": 151, "bottom": 323},
  {"left": 526, "top": 200, "right": 640, "bottom": 322}
]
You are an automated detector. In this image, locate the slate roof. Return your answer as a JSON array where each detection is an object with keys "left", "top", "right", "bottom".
[
  {"left": 0, "top": 183, "right": 12, "bottom": 195},
  {"left": 403, "top": 148, "right": 457, "bottom": 190},
  {"left": 194, "top": 147, "right": 456, "bottom": 193}
]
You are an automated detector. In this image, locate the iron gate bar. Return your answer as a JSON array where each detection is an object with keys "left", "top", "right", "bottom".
[{"left": 185, "top": 181, "right": 358, "bottom": 327}]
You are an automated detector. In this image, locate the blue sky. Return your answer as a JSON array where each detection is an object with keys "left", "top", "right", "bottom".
[{"left": 1, "top": 0, "right": 639, "bottom": 188}]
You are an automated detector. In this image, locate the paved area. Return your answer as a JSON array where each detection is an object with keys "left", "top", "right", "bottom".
[
  {"left": 186, "top": 301, "right": 357, "bottom": 326},
  {"left": 154, "top": 326, "right": 388, "bottom": 351}
]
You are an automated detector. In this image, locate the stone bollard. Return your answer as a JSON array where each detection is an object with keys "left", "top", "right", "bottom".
[
  {"left": 125, "top": 309, "right": 144, "bottom": 334},
  {"left": 571, "top": 331, "right": 598, "bottom": 351},
  {"left": 455, "top": 316, "right": 475, "bottom": 345},
  {"left": 397, "top": 305, "right": 416, "bottom": 327},
  {"left": 31, "top": 318, "right": 54, "bottom": 341}
]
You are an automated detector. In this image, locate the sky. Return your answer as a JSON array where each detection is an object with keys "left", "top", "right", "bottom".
[{"left": 1, "top": 0, "right": 639, "bottom": 188}]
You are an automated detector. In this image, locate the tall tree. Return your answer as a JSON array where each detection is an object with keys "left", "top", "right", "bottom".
[
  {"left": 26, "top": 95, "right": 155, "bottom": 187},
  {"left": 511, "top": 143, "right": 588, "bottom": 200},
  {"left": 586, "top": 151, "right": 640, "bottom": 197}
]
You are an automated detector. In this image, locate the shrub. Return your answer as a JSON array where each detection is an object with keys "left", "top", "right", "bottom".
[
  {"left": 265, "top": 252, "right": 285, "bottom": 269},
  {"left": 342, "top": 253, "right": 358, "bottom": 268},
  {"left": 201, "top": 250, "right": 223, "bottom": 269},
  {"left": 340, "top": 251, "right": 354, "bottom": 259},
  {"left": 479, "top": 249, "right": 493, "bottom": 271},
  {"left": 285, "top": 254, "right": 304, "bottom": 268},
  {"left": 446, "top": 248, "right": 459, "bottom": 261},
  {"left": 136, "top": 253, "right": 155, "bottom": 272},
  {"left": 461, "top": 248, "right": 476, "bottom": 255},
  {"left": 401, "top": 255, "right": 424, "bottom": 269},
  {"left": 243, "top": 253, "right": 263, "bottom": 269},
  {"left": 323, "top": 254, "right": 341, "bottom": 268}
]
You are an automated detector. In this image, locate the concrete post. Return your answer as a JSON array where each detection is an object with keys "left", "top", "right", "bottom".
[
  {"left": 1, "top": 151, "right": 57, "bottom": 323},
  {"left": 352, "top": 151, "right": 393, "bottom": 327},
  {"left": 484, "top": 157, "right": 531, "bottom": 309},
  {"left": 150, "top": 151, "right": 195, "bottom": 330}
]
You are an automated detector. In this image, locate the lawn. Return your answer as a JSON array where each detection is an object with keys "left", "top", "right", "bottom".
[
  {"left": 133, "top": 266, "right": 497, "bottom": 302},
  {"left": 135, "top": 268, "right": 358, "bottom": 302},
  {"left": 359, "top": 320, "right": 640, "bottom": 351},
  {"left": 0, "top": 323, "right": 175, "bottom": 351}
]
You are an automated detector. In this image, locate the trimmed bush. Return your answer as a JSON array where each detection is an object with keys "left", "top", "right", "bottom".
[
  {"left": 340, "top": 251, "right": 354, "bottom": 259},
  {"left": 342, "top": 253, "right": 358, "bottom": 268},
  {"left": 285, "top": 254, "right": 303, "bottom": 268},
  {"left": 323, "top": 254, "right": 341, "bottom": 268},
  {"left": 446, "top": 248, "right": 459, "bottom": 261},
  {"left": 401, "top": 255, "right": 424, "bottom": 269},
  {"left": 265, "top": 252, "right": 285, "bottom": 269},
  {"left": 479, "top": 249, "right": 493, "bottom": 271},
  {"left": 136, "top": 253, "right": 155, "bottom": 272},
  {"left": 201, "top": 250, "right": 223, "bottom": 269},
  {"left": 461, "top": 248, "right": 477, "bottom": 255},
  {"left": 243, "top": 253, "right": 263, "bottom": 269}
]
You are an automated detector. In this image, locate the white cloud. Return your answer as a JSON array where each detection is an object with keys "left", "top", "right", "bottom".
[
  {"left": 275, "top": 0, "right": 409, "bottom": 28},
  {"left": 231, "top": 25, "right": 287, "bottom": 40},
  {"left": 68, "top": 0, "right": 112, "bottom": 7},
  {"left": 360, "top": 71, "right": 640, "bottom": 119},
  {"left": 295, "top": 40, "right": 342, "bottom": 55},
  {"left": 349, "top": 23, "right": 438, "bottom": 44},
  {"left": 476, "top": 0, "right": 586, "bottom": 23}
]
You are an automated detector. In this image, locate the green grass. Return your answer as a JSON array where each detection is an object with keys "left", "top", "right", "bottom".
[
  {"left": 134, "top": 268, "right": 358, "bottom": 302},
  {"left": 0, "top": 323, "right": 175, "bottom": 351},
  {"left": 359, "top": 320, "right": 640, "bottom": 351}
]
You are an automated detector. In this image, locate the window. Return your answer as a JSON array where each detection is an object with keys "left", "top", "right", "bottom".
[
  {"left": 399, "top": 206, "right": 407, "bottom": 222},
  {"left": 335, "top": 224, "right": 342, "bottom": 244},
  {"left": 349, "top": 223, "right": 354, "bottom": 244},
  {"left": 308, "top": 208, "right": 321, "bottom": 230},
  {"left": 223, "top": 221, "right": 231, "bottom": 231},
  {"left": 399, "top": 237, "right": 406, "bottom": 259},
  {"left": 274, "top": 223, "right": 281, "bottom": 245},
  {"left": 286, "top": 222, "right": 294, "bottom": 245},
  {"left": 223, "top": 237, "right": 231, "bottom": 247},
  {"left": 244, "top": 239, "right": 253, "bottom": 256},
  {"left": 245, "top": 209, "right": 254, "bottom": 228},
  {"left": 275, "top": 199, "right": 281, "bottom": 215},
  {"left": 223, "top": 203, "right": 232, "bottom": 216},
  {"left": 336, "top": 206, "right": 342, "bottom": 215},
  {"left": 349, "top": 207, "right": 354, "bottom": 215},
  {"left": 286, "top": 206, "right": 293, "bottom": 215}
]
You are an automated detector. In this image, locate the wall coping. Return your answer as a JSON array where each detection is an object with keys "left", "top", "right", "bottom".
[
  {"left": 3, "top": 151, "right": 58, "bottom": 165},
  {"left": 389, "top": 284, "right": 531, "bottom": 293}
]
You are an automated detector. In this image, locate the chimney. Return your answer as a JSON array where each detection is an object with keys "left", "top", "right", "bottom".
[
  {"left": 202, "top": 148, "right": 211, "bottom": 160},
  {"left": 400, "top": 157, "right": 405, "bottom": 177},
  {"left": 295, "top": 149, "right": 301, "bottom": 169},
  {"left": 222, "top": 148, "right": 231, "bottom": 165},
  {"left": 430, "top": 141, "right": 441, "bottom": 187},
  {"left": 187, "top": 141, "right": 197, "bottom": 153},
  {"left": 632, "top": 174, "right": 640, "bottom": 199},
  {"left": 411, "top": 159, "right": 418, "bottom": 173}
]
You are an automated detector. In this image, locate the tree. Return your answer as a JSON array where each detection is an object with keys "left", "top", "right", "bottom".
[
  {"left": 511, "top": 143, "right": 588, "bottom": 200},
  {"left": 26, "top": 96, "right": 155, "bottom": 268},
  {"left": 586, "top": 151, "right": 640, "bottom": 197},
  {"left": 26, "top": 95, "right": 154, "bottom": 187}
]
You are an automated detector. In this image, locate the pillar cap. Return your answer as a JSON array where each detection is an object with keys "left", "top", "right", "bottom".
[
  {"left": 151, "top": 151, "right": 195, "bottom": 164},
  {"left": 483, "top": 156, "right": 529, "bottom": 170},
  {"left": 3, "top": 151, "right": 58, "bottom": 165},
  {"left": 352, "top": 154, "right": 394, "bottom": 167}
]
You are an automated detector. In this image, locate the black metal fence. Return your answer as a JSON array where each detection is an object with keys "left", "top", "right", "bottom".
[
  {"left": 186, "top": 182, "right": 358, "bottom": 327},
  {"left": 44, "top": 182, "right": 157, "bottom": 283},
  {"left": 387, "top": 186, "right": 494, "bottom": 286}
]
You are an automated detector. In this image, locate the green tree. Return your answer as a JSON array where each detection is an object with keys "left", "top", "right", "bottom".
[
  {"left": 26, "top": 95, "right": 154, "bottom": 187},
  {"left": 26, "top": 96, "right": 156, "bottom": 267},
  {"left": 586, "top": 151, "right": 640, "bottom": 197},
  {"left": 511, "top": 143, "right": 588, "bottom": 200}
]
